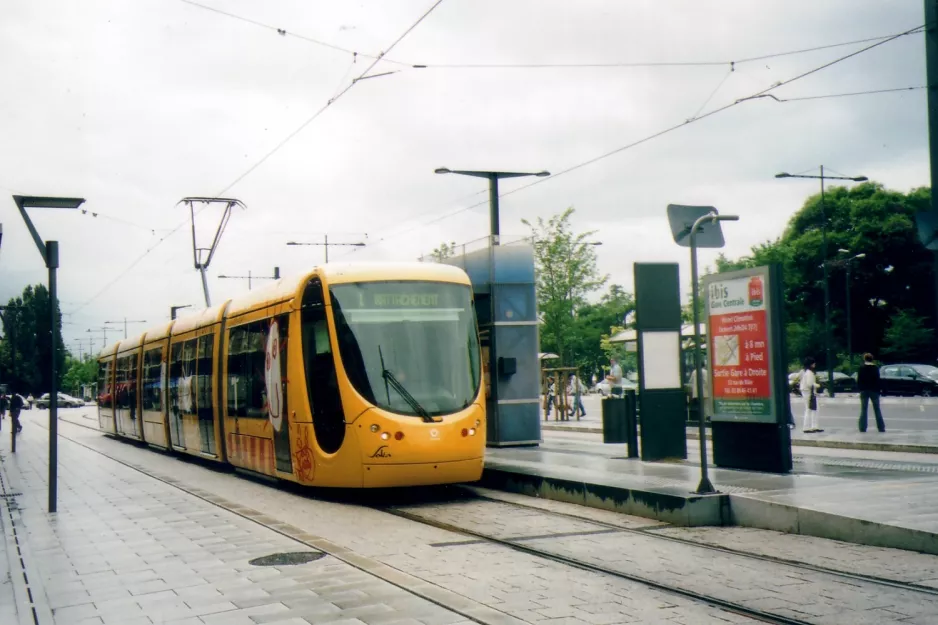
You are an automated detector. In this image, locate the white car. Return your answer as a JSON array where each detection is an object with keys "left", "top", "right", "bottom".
[{"left": 592, "top": 379, "right": 638, "bottom": 396}]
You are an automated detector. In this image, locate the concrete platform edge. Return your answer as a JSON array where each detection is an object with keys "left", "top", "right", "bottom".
[
  {"left": 729, "top": 494, "right": 938, "bottom": 556},
  {"left": 540, "top": 424, "right": 938, "bottom": 455},
  {"left": 479, "top": 467, "right": 730, "bottom": 527}
]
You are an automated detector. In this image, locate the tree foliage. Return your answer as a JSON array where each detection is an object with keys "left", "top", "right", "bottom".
[
  {"left": 571, "top": 284, "right": 635, "bottom": 378},
  {"left": 716, "top": 182, "right": 935, "bottom": 368},
  {"left": 0, "top": 284, "right": 66, "bottom": 394},
  {"left": 882, "top": 309, "right": 935, "bottom": 362},
  {"left": 524, "top": 208, "right": 608, "bottom": 366},
  {"left": 429, "top": 241, "right": 457, "bottom": 262},
  {"left": 62, "top": 355, "right": 98, "bottom": 397}
]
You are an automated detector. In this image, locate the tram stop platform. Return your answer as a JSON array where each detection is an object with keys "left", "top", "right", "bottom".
[
  {"left": 0, "top": 426, "right": 478, "bottom": 625},
  {"left": 483, "top": 428, "right": 938, "bottom": 557}
]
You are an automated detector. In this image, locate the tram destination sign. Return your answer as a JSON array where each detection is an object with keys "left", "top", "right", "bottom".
[{"left": 703, "top": 265, "right": 778, "bottom": 424}]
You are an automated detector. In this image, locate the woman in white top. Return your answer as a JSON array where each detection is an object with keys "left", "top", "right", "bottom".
[{"left": 799, "top": 357, "right": 823, "bottom": 433}]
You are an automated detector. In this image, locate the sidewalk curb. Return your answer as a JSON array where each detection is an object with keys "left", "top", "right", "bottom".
[{"left": 541, "top": 424, "right": 938, "bottom": 455}]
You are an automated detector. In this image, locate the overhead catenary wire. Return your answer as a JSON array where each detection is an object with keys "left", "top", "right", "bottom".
[
  {"left": 345, "top": 24, "right": 925, "bottom": 254},
  {"left": 69, "top": 0, "right": 445, "bottom": 315},
  {"left": 179, "top": 0, "right": 410, "bottom": 67}
]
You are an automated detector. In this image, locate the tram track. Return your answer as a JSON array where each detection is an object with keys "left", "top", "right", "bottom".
[{"left": 50, "top": 414, "right": 938, "bottom": 625}]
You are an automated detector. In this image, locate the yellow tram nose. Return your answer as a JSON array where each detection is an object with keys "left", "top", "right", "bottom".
[{"left": 356, "top": 404, "right": 485, "bottom": 487}]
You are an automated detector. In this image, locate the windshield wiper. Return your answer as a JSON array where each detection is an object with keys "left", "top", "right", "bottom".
[{"left": 378, "top": 346, "right": 432, "bottom": 422}]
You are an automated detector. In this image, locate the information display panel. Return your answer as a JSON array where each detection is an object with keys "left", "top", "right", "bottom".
[{"left": 704, "top": 266, "right": 777, "bottom": 423}]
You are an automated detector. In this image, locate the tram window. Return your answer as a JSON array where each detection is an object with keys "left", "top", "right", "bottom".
[
  {"left": 196, "top": 334, "right": 214, "bottom": 419},
  {"left": 142, "top": 348, "right": 162, "bottom": 411},
  {"left": 115, "top": 354, "right": 137, "bottom": 410},
  {"left": 170, "top": 339, "right": 198, "bottom": 414},
  {"left": 227, "top": 321, "right": 269, "bottom": 419},
  {"left": 98, "top": 360, "right": 113, "bottom": 405},
  {"left": 301, "top": 277, "right": 345, "bottom": 454}
]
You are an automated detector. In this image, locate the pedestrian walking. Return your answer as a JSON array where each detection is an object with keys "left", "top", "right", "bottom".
[
  {"left": 799, "top": 357, "right": 823, "bottom": 433},
  {"left": 567, "top": 373, "right": 586, "bottom": 418},
  {"left": 687, "top": 365, "right": 710, "bottom": 420},
  {"left": 544, "top": 376, "right": 557, "bottom": 418},
  {"left": 857, "top": 353, "right": 886, "bottom": 433},
  {"left": 9, "top": 392, "right": 23, "bottom": 434},
  {"left": 0, "top": 393, "right": 7, "bottom": 431}
]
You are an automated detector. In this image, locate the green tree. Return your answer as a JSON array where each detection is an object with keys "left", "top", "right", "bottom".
[
  {"left": 570, "top": 284, "right": 635, "bottom": 378},
  {"left": 0, "top": 284, "right": 65, "bottom": 394},
  {"left": 429, "top": 241, "right": 457, "bottom": 262},
  {"left": 882, "top": 309, "right": 935, "bottom": 362},
  {"left": 717, "top": 183, "right": 935, "bottom": 367},
  {"left": 62, "top": 354, "right": 98, "bottom": 397},
  {"left": 523, "top": 208, "right": 608, "bottom": 366}
]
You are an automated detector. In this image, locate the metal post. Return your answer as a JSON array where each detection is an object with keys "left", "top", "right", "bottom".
[
  {"left": 690, "top": 214, "right": 715, "bottom": 494},
  {"left": 47, "top": 240, "right": 59, "bottom": 513},
  {"left": 488, "top": 174, "right": 500, "bottom": 245},
  {"left": 819, "top": 166, "right": 834, "bottom": 397},
  {"left": 926, "top": 0, "right": 938, "bottom": 343},
  {"left": 123, "top": 318, "right": 128, "bottom": 339},
  {"left": 248, "top": 270, "right": 252, "bottom": 291},
  {"left": 199, "top": 267, "right": 211, "bottom": 307},
  {"left": 846, "top": 263, "right": 853, "bottom": 371},
  {"left": 324, "top": 234, "right": 329, "bottom": 263}
]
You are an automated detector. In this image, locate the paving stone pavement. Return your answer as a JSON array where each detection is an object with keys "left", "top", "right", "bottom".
[
  {"left": 397, "top": 498, "right": 938, "bottom": 625},
  {"left": 0, "top": 427, "right": 478, "bottom": 625},
  {"left": 42, "top": 413, "right": 768, "bottom": 624}
]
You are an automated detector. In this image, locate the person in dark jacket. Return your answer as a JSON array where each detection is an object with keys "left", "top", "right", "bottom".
[{"left": 857, "top": 353, "right": 886, "bottom": 433}]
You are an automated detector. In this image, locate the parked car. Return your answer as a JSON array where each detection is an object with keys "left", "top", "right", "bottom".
[
  {"left": 35, "top": 392, "right": 85, "bottom": 409},
  {"left": 880, "top": 364, "right": 938, "bottom": 397},
  {"left": 789, "top": 371, "right": 857, "bottom": 396},
  {"left": 16, "top": 394, "right": 31, "bottom": 410},
  {"left": 593, "top": 378, "right": 638, "bottom": 396}
]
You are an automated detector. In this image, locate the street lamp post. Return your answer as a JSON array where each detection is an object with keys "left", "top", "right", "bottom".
[
  {"left": 12, "top": 194, "right": 86, "bottom": 513},
  {"left": 434, "top": 168, "right": 550, "bottom": 244},
  {"left": 170, "top": 305, "right": 192, "bottom": 320},
  {"left": 287, "top": 237, "right": 365, "bottom": 262},
  {"left": 689, "top": 212, "right": 739, "bottom": 495},
  {"left": 775, "top": 168, "right": 867, "bottom": 397},
  {"left": 834, "top": 249, "right": 867, "bottom": 371}
]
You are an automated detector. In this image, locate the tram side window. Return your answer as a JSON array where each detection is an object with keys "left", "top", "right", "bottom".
[
  {"left": 227, "top": 321, "right": 268, "bottom": 418},
  {"left": 115, "top": 355, "right": 137, "bottom": 410},
  {"left": 142, "top": 348, "right": 162, "bottom": 412},
  {"left": 98, "top": 360, "right": 113, "bottom": 405},
  {"left": 196, "top": 334, "right": 214, "bottom": 419},
  {"left": 170, "top": 339, "right": 198, "bottom": 414}
]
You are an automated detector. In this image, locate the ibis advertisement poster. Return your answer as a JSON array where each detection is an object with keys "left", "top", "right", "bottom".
[{"left": 705, "top": 267, "right": 776, "bottom": 423}]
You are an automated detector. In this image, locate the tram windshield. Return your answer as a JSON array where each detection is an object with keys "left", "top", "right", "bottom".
[{"left": 329, "top": 281, "right": 481, "bottom": 417}]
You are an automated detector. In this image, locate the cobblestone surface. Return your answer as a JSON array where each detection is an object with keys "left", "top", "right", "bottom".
[
  {"left": 47, "top": 412, "right": 763, "bottom": 624},
  {"left": 397, "top": 498, "right": 938, "bottom": 624},
  {"left": 0, "top": 426, "right": 476, "bottom": 625}
]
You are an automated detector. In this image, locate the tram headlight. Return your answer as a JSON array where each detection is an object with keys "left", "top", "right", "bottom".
[
  {"left": 370, "top": 424, "right": 380, "bottom": 433},
  {"left": 469, "top": 428, "right": 476, "bottom": 436},
  {"left": 475, "top": 419, "right": 481, "bottom": 427},
  {"left": 381, "top": 432, "right": 390, "bottom": 440}
]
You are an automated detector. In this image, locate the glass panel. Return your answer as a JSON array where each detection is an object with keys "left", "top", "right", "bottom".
[
  {"left": 142, "top": 348, "right": 162, "bottom": 411},
  {"left": 301, "top": 278, "right": 345, "bottom": 454},
  {"left": 227, "top": 321, "right": 269, "bottom": 419},
  {"left": 328, "top": 281, "right": 480, "bottom": 418}
]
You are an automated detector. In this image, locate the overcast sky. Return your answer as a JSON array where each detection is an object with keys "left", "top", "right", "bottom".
[{"left": 0, "top": 0, "right": 929, "bottom": 355}]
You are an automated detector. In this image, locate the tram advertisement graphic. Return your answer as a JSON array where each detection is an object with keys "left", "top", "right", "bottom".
[
  {"left": 265, "top": 320, "right": 283, "bottom": 432},
  {"left": 707, "top": 270, "right": 773, "bottom": 421}
]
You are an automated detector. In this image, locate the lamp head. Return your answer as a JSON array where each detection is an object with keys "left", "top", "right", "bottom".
[
  {"left": 434, "top": 167, "right": 452, "bottom": 174},
  {"left": 775, "top": 172, "right": 791, "bottom": 179},
  {"left": 535, "top": 171, "right": 551, "bottom": 177},
  {"left": 852, "top": 176, "right": 869, "bottom": 182},
  {"left": 14, "top": 195, "right": 86, "bottom": 210}
]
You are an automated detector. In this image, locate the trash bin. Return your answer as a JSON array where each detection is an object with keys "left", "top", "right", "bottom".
[
  {"left": 602, "top": 396, "right": 627, "bottom": 444},
  {"left": 623, "top": 389, "right": 638, "bottom": 458}
]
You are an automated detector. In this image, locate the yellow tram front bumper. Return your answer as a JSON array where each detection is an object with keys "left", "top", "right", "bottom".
[{"left": 361, "top": 456, "right": 484, "bottom": 488}]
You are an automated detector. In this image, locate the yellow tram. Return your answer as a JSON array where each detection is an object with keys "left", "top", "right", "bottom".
[{"left": 97, "top": 263, "right": 485, "bottom": 487}]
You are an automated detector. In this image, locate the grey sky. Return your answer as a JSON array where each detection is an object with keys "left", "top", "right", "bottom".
[{"left": 0, "top": 0, "right": 929, "bottom": 355}]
